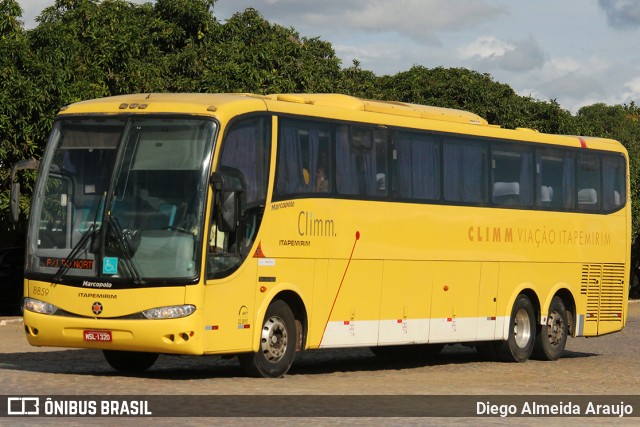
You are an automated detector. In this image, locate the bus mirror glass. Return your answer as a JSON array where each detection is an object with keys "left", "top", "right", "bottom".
[
  {"left": 10, "top": 182, "right": 20, "bottom": 224},
  {"left": 211, "top": 171, "right": 242, "bottom": 234},
  {"left": 9, "top": 158, "right": 40, "bottom": 223},
  {"left": 218, "top": 190, "right": 238, "bottom": 233}
]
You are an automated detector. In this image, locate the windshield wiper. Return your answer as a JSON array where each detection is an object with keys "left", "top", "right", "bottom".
[
  {"left": 52, "top": 223, "right": 96, "bottom": 284},
  {"left": 104, "top": 214, "right": 144, "bottom": 286}
]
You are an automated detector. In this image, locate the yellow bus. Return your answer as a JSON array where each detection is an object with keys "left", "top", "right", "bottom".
[{"left": 12, "top": 93, "right": 630, "bottom": 377}]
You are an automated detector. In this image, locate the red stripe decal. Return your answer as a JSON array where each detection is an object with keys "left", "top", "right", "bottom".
[
  {"left": 320, "top": 231, "right": 361, "bottom": 344},
  {"left": 578, "top": 137, "right": 587, "bottom": 148}
]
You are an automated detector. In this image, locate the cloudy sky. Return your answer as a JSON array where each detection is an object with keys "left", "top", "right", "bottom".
[{"left": 17, "top": 0, "right": 640, "bottom": 113}]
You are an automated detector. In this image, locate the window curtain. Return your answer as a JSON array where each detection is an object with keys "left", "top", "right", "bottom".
[
  {"left": 336, "top": 126, "right": 358, "bottom": 195},
  {"left": 562, "top": 153, "right": 575, "bottom": 209},
  {"left": 519, "top": 151, "right": 533, "bottom": 206},
  {"left": 360, "top": 132, "right": 378, "bottom": 196},
  {"left": 444, "top": 141, "right": 484, "bottom": 202},
  {"left": 275, "top": 126, "right": 304, "bottom": 196},
  {"left": 307, "top": 128, "right": 321, "bottom": 192},
  {"left": 602, "top": 156, "right": 623, "bottom": 209},
  {"left": 220, "top": 123, "right": 259, "bottom": 204},
  {"left": 395, "top": 132, "right": 440, "bottom": 199}
]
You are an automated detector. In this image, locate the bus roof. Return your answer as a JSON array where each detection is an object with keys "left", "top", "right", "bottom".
[
  {"left": 58, "top": 92, "right": 487, "bottom": 125},
  {"left": 57, "top": 93, "right": 625, "bottom": 153}
]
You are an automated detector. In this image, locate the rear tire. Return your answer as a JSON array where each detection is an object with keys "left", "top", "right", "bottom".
[
  {"left": 532, "top": 296, "right": 568, "bottom": 361},
  {"left": 103, "top": 350, "right": 158, "bottom": 372},
  {"left": 495, "top": 294, "right": 536, "bottom": 362},
  {"left": 238, "top": 300, "right": 297, "bottom": 378}
]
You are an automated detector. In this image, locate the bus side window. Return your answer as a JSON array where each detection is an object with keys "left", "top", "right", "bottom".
[
  {"left": 491, "top": 144, "right": 533, "bottom": 207},
  {"left": 392, "top": 131, "right": 440, "bottom": 200},
  {"left": 602, "top": 155, "right": 626, "bottom": 210},
  {"left": 443, "top": 138, "right": 488, "bottom": 204},
  {"left": 536, "top": 149, "right": 566, "bottom": 209},
  {"left": 336, "top": 126, "right": 387, "bottom": 198},
  {"left": 275, "top": 120, "right": 332, "bottom": 199},
  {"left": 207, "top": 117, "right": 271, "bottom": 279},
  {"left": 577, "top": 153, "right": 601, "bottom": 211}
]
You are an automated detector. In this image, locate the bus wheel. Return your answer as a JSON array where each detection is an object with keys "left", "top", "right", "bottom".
[
  {"left": 238, "top": 300, "right": 297, "bottom": 378},
  {"left": 495, "top": 294, "right": 536, "bottom": 362},
  {"left": 532, "top": 296, "right": 568, "bottom": 361},
  {"left": 103, "top": 350, "right": 158, "bottom": 372}
]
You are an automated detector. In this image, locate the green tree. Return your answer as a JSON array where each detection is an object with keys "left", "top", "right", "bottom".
[
  {"left": 336, "top": 59, "right": 380, "bottom": 99},
  {"left": 0, "top": 0, "right": 46, "bottom": 246},
  {"left": 195, "top": 8, "right": 341, "bottom": 93},
  {"left": 375, "top": 65, "right": 575, "bottom": 132}
]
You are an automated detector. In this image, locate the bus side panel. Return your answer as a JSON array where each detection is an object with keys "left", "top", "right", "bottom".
[
  {"left": 202, "top": 262, "right": 258, "bottom": 354},
  {"left": 377, "top": 260, "right": 432, "bottom": 345},
  {"left": 477, "top": 262, "right": 500, "bottom": 340},
  {"left": 252, "top": 257, "right": 315, "bottom": 349},
  {"left": 312, "top": 260, "right": 382, "bottom": 348},
  {"left": 429, "top": 262, "right": 482, "bottom": 343}
]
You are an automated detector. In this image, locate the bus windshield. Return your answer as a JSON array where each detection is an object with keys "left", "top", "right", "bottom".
[{"left": 26, "top": 117, "right": 216, "bottom": 287}]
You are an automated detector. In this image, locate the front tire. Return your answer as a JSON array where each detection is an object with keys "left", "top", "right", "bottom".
[
  {"left": 532, "top": 296, "right": 568, "bottom": 361},
  {"left": 238, "top": 300, "right": 297, "bottom": 378},
  {"left": 495, "top": 294, "right": 536, "bottom": 362},
  {"left": 103, "top": 350, "right": 158, "bottom": 372}
]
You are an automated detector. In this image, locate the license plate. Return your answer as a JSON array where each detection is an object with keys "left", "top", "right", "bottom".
[{"left": 83, "top": 330, "right": 112, "bottom": 342}]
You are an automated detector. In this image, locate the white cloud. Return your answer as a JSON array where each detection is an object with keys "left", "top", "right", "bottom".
[
  {"left": 460, "top": 35, "right": 544, "bottom": 72},
  {"left": 547, "top": 57, "right": 582, "bottom": 74},
  {"left": 622, "top": 76, "right": 640, "bottom": 100},
  {"left": 459, "top": 36, "right": 512, "bottom": 59},
  {"left": 343, "top": 0, "right": 505, "bottom": 44},
  {"left": 216, "top": 0, "right": 505, "bottom": 44}
]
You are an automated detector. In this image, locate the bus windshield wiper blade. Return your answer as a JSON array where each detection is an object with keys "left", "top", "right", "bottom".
[
  {"left": 104, "top": 215, "right": 144, "bottom": 285},
  {"left": 52, "top": 223, "right": 95, "bottom": 284}
]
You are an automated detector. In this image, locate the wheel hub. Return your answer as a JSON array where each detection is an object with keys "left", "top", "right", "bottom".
[
  {"left": 260, "top": 316, "right": 288, "bottom": 363},
  {"left": 513, "top": 308, "right": 532, "bottom": 348},
  {"left": 546, "top": 312, "right": 564, "bottom": 346}
]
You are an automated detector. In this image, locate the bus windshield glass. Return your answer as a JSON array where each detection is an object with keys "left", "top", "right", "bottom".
[{"left": 26, "top": 117, "right": 216, "bottom": 286}]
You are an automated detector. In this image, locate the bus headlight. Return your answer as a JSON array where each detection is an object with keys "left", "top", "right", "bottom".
[
  {"left": 24, "top": 298, "right": 59, "bottom": 315},
  {"left": 142, "top": 305, "right": 196, "bottom": 319}
]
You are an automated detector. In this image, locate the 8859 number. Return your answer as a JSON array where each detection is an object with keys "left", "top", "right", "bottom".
[{"left": 32, "top": 286, "right": 50, "bottom": 297}]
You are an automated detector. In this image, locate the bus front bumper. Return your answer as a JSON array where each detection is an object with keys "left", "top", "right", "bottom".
[{"left": 22, "top": 310, "right": 204, "bottom": 355}]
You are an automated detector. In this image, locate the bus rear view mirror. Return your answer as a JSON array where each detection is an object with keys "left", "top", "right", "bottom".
[
  {"left": 10, "top": 182, "right": 20, "bottom": 224},
  {"left": 211, "top": 172, "right": 239, "bottom": 233},
  {"left": 9, "top": 158, "right": 40, "bottom": 223},
  {"left": 218, "top": 190, "right": 238, "bottom": 233}
]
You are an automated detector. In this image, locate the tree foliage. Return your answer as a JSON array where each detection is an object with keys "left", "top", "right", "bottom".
[{"left": 1, "top": 0, "right": 639, "bottom": 246}]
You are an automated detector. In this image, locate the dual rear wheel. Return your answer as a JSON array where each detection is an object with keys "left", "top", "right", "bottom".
[{"left": 478, "top": 294, "right": 568, "bottom": 362}]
